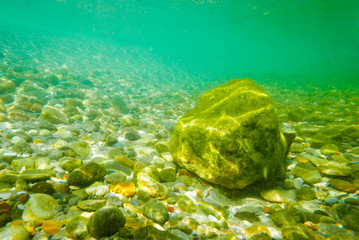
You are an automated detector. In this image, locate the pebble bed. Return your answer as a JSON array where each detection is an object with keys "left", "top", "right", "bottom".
[{"left": 0, "top": 51, "right": 359, "bottom": 240}]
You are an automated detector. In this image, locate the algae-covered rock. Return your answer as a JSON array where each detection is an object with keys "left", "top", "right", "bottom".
[
  {"left": 142, "top": 199, "right": 169, "bottom": 224},
  {"left": 87, "top": 206, "right": 126, "bottom": 239},
  {"left": 0, "top": 81, "right": 16, "bottom": 94},
  {"left": 170, "top": 79, "right": 287, "bottom": 189},
  {"left": 69, "top": 141, "right": 91, "bottom": 158},
  {"left": 66, "top": 216, "right": 89, "bottom": 239},
  {"left": 111, "top": 95, "right": 129, "bottom": 114},
  {"left": 0, "top": 225, "right": 30, "bottom": 240},
  {"left": 67, "top": 162, "right": 107, "bottom": 187},
  {"left": 22, "top": 193, "right": 58, "bottom": 221},
  {"left": 136, "top": 166, "right": 169, "bottom": 199},
  {"left": 20, "top": 169, "right": 54, "bottom": 182},
  {"left": 40, "top": 105, "right": 68, "bottom": 124}
]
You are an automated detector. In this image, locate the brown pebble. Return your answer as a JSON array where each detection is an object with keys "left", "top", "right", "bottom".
[{"left": 329, "top": 179, "right": 356, "bottom": 193}]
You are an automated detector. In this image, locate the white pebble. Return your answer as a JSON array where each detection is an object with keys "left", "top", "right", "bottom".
[
  {"left": 28, "top": 129, "right": 38, "bottom": 136},
  {"left": 39, "top": 129, "right": 51, "bottom": 137},
  {"left": 86, "top": 185, "right": 109, "bottom": 196},
  {"left": 293, "top": 177, "right": 304, "bottom": 189},
  {"left": 11, "top": 136, "right": 22, "bottom": 144}
]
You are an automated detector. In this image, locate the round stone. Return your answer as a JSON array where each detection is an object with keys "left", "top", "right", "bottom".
[
  {"left": 28, "top": 130, "right": 38, "bottom": 136},
  {"left": 283, "top": 179, "right": 295, "bottom": 190},
  {"left": 66, "top": 216, "right": 89, "bottom": 239},
  {"left": 325, "top": 197, "right": 339, "bottom": 205},
  {"left": 104, "top": 172, "right": 127, "bottom": 185},
  {"left": 12, "top": 158, "right": 34, "bottom": 172},
  {"left": 142, "top": 199, "right": 169, "bottom": 224},
  {"left": 59, "top": 157, "right": 82, "bottom": 172},
  {"left": 22, "top": 193, "right": 58, "bottom": 221},
  {"left": 320, "top": 144, "right": 339, "bottom": 156},
  {"left": 67, "top": 162, "right": 107, "bottom": 187},
  {"left": 296, "top": 186, "right": 317, "bottom": 200},
  {"left": 293, "top": 177, "right": 304, "bottom": 190},
  {"left": 87, "top": 206, "right": 126, "bottom": 239},
  {"left": 124, "top": 131, "right": 141, "bottom": 141},
  {"left": 154, "top": 142, "right": 170, "bottom": 154},
  {"left": 39, "top": 129, "right": 52, "bottom": 137},
  {"left": 0, "top": 225, "right": 30, "bottom": 240},
  {"left": 159, "top": 167, "right": 177, "bottom": 182}
]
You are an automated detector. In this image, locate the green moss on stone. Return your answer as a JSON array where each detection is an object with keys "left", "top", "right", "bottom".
[{"left": 170, "top": 79, "right": 287, "bottom": 189}]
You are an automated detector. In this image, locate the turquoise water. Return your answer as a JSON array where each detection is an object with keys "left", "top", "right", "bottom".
[{"left": 1, "top": 0, "right": 358, "bottom": 87}]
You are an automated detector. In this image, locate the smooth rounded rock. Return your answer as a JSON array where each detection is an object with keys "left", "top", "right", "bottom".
[
  {"left": 42, "top": 220, "right": 63, "bottom": 235},
  {"left": 260, "top": 189, "right": 296, "bottom": 203},
  {"left": 137, "top": 167, "right": 169, "bottom": 199},
  {"left": 66, "top": 216, "right": 89, "bottom": 239},
  {"left": 20, "top": 169, "right": 54, "bottom": 182},
  {"left": 77, "top": 199, "right": 106, "bottom": 211},
  {"left": 293, "top": 177, "right": 304, "bottom": 190},
  {"left": 39, "top": 129, "right": 51, "bottom": 137},
  {"left": 87, "top": 206, "right": 126, "bottom": 239},
  {"left": 344, "top": 197, "right": 359, "bottom": 205},
  {"left": 292, "top": 162, "right": 322, "bottom": 184},
  {"left": 325, "top": 197, "right": 339, "bottom": 205},
  {"left": 11, "top": 158, "right": 34, "bottom": 172},
  {"left": 154, "top": 142, "right": 170, "bottom": 154},
  {"left": 142, "top": 199, "right": 169, "bottom": 224},
  {"left": 320, "top": 144, "right": 339, "bottom": 156},
  {"left": 0, "top": 225, "right": 30, "bottom": 240},
  {"left": 124, "top": 131, "right": 141, "bottom": 141},
  {"left": 329, "top": 179, "right": 356, "bottom": 193},
  {"left": 159, "top": 167, "right": 177, "bottom": 182},
  {"left": 296, "top": 186, "right": 317, "bottom": 200},
  {"left": 59, "top": 157, "right": 82, "bottom": 172},
  {"left": 104, "top": 171, "right": 127, "bottom": 185},
  {"left": 67, "top": 162, "right": 107, "bottom": 187},
  {"left": 31, "top": 181, "right": 55, "bottom": 195},
  {"left": 22, "top": 193, "right": 58, "bottom": 221}
]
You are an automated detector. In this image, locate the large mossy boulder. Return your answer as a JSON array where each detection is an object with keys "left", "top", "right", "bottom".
[{"left": 170, "top": 79, "right": 287, "bottom": 189}]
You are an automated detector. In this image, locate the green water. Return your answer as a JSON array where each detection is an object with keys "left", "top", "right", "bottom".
[{"left": 1, "top": 0, "right": 358, "bottom": 87}]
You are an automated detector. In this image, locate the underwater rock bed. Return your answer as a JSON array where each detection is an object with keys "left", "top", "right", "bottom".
[{"left": 0, "top": 58, "right": 359, "bottom": 239}]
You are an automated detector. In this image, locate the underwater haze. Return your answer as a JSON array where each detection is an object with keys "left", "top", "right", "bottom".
[
  {"left": 2, "top": 1, "right": 359, "bottom": 239},
  {"left": 1, "top": 0, "right": 358, "bottom": 87}
]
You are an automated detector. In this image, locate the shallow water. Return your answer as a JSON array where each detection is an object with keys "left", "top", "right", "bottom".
[
  {"left": 0, "top": 1, "right": 359, "bottom": 240},
  {"left": 1, "top": 0, "right": 358, "bottom": 87}
]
